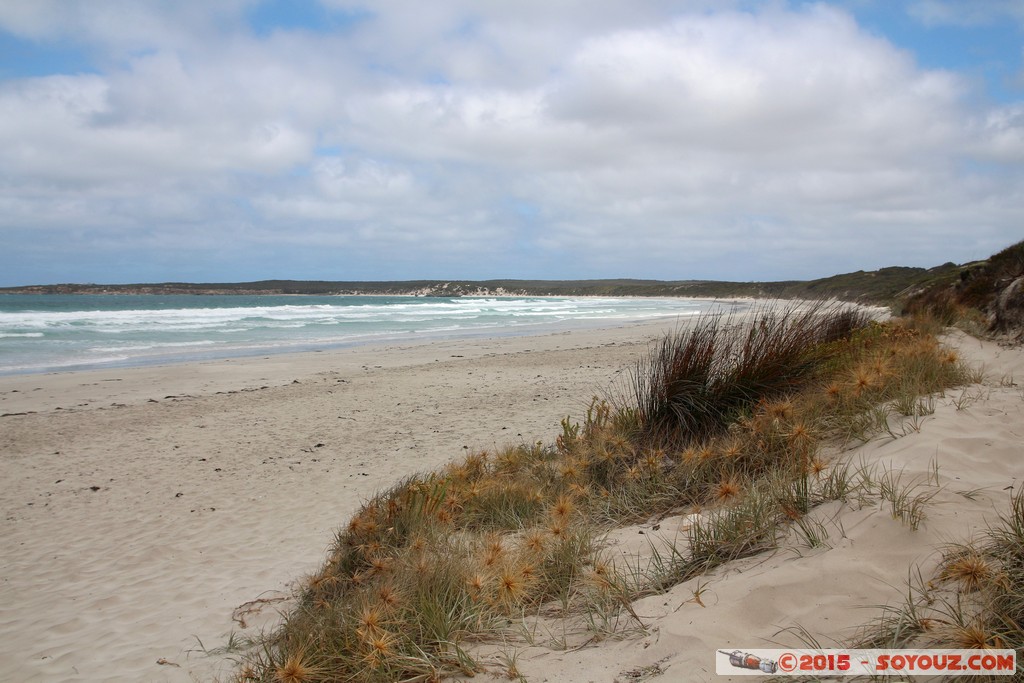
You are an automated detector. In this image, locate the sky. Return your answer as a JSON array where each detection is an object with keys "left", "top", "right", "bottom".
[{"left": 0, "top": 0, "right": 1022, "bottom": 286}]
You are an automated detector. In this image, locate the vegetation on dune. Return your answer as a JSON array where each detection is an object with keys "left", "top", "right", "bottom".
[
  {"left": 902, "top": 239, "right": 1024, "bottom": 339},
  {"left": 227, "top": 302, "right": 983, "bottom": 682},
  {"left": 630, "top": 303, "right": 869, "bottom": 448}
]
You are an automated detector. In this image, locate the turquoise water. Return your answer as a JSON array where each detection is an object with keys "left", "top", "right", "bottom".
[{"left": 0, "top": 294, "right": 739, "bottom": 375}]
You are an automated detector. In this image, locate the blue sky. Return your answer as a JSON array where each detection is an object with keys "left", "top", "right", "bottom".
[{"left": 1, "top": 0, "right": 1022, "bottom": 286}]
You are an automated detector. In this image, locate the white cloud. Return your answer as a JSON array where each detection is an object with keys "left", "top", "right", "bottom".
[
  {"left": 971, "top": 104, "right": 1024, "bottom": 163},
  {"left": 0, "top": 1, "right": 1021, "bottom": 284},
  {"left": 316, "top": 5, "right": 986, "bottom": 276}
]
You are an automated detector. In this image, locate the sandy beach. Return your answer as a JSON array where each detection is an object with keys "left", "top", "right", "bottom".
[
  {"left": 1, "top": 319, "right": 1022, "bottom": 682},
  {"left": 0, "top": 319, "right": 680, "bottom": 682}
]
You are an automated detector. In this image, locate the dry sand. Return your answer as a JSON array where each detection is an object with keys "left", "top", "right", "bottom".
[
  {"left": 1, "top": 320, "right": 1021, "bottom": 682},
  {"left": 0, "top": 320, "right": 678, "bottom": 682}
]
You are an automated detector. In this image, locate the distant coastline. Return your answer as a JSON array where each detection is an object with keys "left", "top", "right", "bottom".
[{"left": 0, "top": 261, "right": 965, "bottom": 303}]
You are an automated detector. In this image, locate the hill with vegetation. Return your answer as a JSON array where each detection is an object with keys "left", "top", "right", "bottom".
[
  {"left": 901, "top": 239, "right": 1024, "bottom": 340},
  {"left": 0, "top": 262, "right": 967, "bottom": 304}
]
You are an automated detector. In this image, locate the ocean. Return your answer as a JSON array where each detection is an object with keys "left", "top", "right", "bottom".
[{"left": 0, "top": 294, "right": 741, "bottom": 375}]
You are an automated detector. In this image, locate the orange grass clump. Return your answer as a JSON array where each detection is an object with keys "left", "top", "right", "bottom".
[
  {"left": 712, "top": 477, "right": 742, "bottom": 503},
  {"left": 939, "top": 552, "right": 1001, "bottom": 593},
  {"left": 274, "top": 650, "right": 320, "bottom": 683}
]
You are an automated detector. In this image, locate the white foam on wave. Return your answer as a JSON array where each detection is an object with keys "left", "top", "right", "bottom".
[
  {"left": 0, "top": 297, "right": 652, "bottom": 330},
  {"left": 0, "top": 304, "right": 344, "bottom": 327},
  {"left": 2, "top": 354, "right": 133, "bottom": 373},
  {"left": 0, "top": 296, "right": 723, "bottom": 374},
  {"left": 91, "top": 340, "right": 219, "bottom": 353}
]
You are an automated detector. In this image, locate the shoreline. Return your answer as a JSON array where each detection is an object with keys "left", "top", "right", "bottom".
[
  {"left": 0, "top": 317, "right": 685, "bottom": 412},
  {"left": 0, "top": 318, "right": 685, "bottom": 682},
  {"left": 0, "top": 294, "right": 751, "bottom": 378}
]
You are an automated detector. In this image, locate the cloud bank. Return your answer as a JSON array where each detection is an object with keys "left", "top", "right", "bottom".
[{"left": 0, "top": 1, "right": 1021, "bottom": 285}]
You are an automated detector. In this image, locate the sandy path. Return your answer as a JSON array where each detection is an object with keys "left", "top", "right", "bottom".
[{"left": 0, "top": 321, "right": 675, "bottom": 682}]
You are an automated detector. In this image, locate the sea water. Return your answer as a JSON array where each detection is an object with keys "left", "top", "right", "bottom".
[{"left": 0, "top": 294, "right": 742, "bottom": 375}]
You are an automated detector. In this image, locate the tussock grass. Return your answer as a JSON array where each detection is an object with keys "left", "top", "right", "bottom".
[
  {"left": 630, "top": 303, "right": 869, "bottom": 448},
  {"left": 231, "top": 305, "right": 975, "bottom": 682}
]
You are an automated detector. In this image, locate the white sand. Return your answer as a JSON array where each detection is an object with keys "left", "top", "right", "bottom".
[{"left": 1, "top": 320, "right": 1020, "bottom": 682}]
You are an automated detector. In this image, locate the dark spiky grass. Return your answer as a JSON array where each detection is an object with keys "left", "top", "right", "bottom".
[{"left": 630, "top": 303, "right": 870, "bottom": 449}]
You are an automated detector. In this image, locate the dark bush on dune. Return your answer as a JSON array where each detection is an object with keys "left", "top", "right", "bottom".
[{"left": 631, "top": 303, "right": 871, "bottom": 448}]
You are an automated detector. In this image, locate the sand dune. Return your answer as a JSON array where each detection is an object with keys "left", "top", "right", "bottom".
[
  {"left": 504, "top": 331, "right": 1024, "bottom": 682},
  {"left": 1, "top": 321, "right": 1020, "bottom": 682}
]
